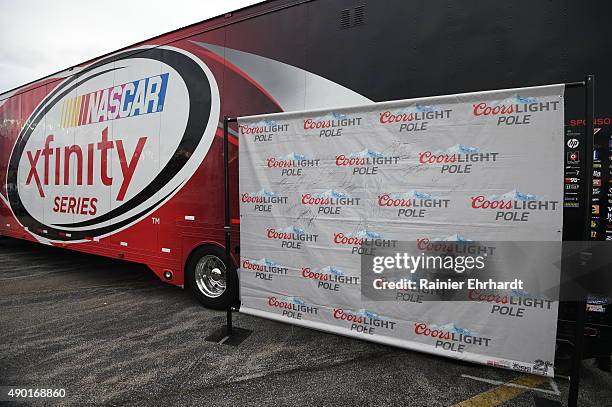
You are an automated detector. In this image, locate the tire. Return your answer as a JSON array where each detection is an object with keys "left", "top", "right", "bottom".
[{"left": 186, "top": 245, "right": 238, "bottom": 309}]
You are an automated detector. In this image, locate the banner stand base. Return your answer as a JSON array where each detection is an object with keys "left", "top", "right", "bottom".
[
  {"left": 533, "top": 396, "right": 563, "bottom": 406},
  {"left": 205, "top": 325, "right": 253, "bottom": 346}
]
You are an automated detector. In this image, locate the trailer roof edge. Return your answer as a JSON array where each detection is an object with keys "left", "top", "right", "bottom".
[{"left": 1, "top": 0, "right": 311, "bottom": 100}]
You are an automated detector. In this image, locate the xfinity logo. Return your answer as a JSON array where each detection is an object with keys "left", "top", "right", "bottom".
[{"left": 25, "top": 127, "right": 145, "bottom": 201}]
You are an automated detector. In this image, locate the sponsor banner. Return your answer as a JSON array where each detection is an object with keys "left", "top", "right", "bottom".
[{"left": 238, "top": 85, "right": 564, "bottom": 376}]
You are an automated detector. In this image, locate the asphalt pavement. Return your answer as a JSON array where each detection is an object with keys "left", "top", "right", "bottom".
[{"left": 1, "top": 237, "right": 610, "bottom": 406}]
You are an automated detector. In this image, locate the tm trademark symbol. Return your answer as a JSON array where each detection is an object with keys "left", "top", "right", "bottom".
[{"left": 152, "top": 217, "right": 160, "bottom": 225}]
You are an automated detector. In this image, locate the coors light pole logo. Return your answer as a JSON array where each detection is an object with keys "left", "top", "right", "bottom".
[
  {"left": 377, "top": 190, "right": 450, "bottom": 218},
  {"left": 266, "top": 152, "right": 320, "bottom": 177},
  {"left": 332, "top": 229, "right": 396, "bottom": 256},
  {"left": 268, "top": 296, "right": 319, "bottom": 320},
  {"left": 7, "top": 46, "right": 220, "bottom": 241},
  {"left": 239, "top": 119, "right": 288, "bottom": 143},
  {"left": 303, "top": 112, "right": 362, "bottom": 138},
  {"left": 472, "top": 95, "right": 560, "bottom": 126},
  {"left": 266, "top": 225, "right": 319, "bottom": 250},
  {"left": 335, "top": 149, "right": 400, "bottom": 176},
  {"left": 418, "top": 144, "right": 499, "bottom": 174},
  {"left": 414, "top": 322, "right": 491, "bottom": 353},
  {"left": 379, "top": 104, "right": 452, "bottom": 133},
  {"left": 241, "top": 189, "right": 288, "bottom": 213},
  {"left": 333, "top": 308, "right": 396, "bottom": 335},
  {"left": 301, "top": 266, "right": 359, "bottom": 293},
  {"left": 468, "top": 289, "right": 554, "bottom": 318},
  {"left": 300, "top": 190, "right": 360, "bottom": 216},
  {"left": 242, "top": 258, "right": 289, "bottom": 282},
  {"left": 470, "top": 190, "right": 559, "bottom": 222}
]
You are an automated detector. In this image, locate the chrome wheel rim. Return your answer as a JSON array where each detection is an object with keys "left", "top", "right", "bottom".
[{"left": 195, "top": 255, "right": 226, "bottom": 298}]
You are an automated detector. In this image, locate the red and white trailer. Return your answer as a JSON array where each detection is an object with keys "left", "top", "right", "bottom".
[{"left": 1, "top": 0, "right": 610, "bottom": 313}]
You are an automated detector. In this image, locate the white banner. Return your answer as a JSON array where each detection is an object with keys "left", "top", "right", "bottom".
[{"left": 238, "top": 85, "right": 565, "bottom": 377}]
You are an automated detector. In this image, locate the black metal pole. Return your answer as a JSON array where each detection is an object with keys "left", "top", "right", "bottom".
[
  {"left": 567, "top": 74, "right": 594, "bottom": 407},
  {"left": 223, "top": 115, "right": 233, "bottom": 336}
]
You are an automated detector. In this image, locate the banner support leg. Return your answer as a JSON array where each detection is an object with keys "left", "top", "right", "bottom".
[
  {"left": 567, "top": 74, "right": 594, "bottom": 407},
  {"left": 224, "top": 115, "right": 233, "bottom": 337},
  {"left": 205, "top": 115, "right": 252, "bottom": 346}
]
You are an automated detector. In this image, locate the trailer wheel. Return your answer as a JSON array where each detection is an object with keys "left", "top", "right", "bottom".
[{"left": 186, "top": 246, "right": 237, "bottom": 309}]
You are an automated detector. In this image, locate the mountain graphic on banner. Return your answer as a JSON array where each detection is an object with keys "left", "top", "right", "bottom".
[{"left": 491, "top": 190, "right": 540, "bottom": 201}]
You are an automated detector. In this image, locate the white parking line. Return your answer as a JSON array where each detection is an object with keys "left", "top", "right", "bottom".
[
  {"left": 461, "top": 374, "right": 561, "bottom": 396},
  {"left": 549, "top": 378, "right": 560, "bottom": 395}
]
